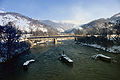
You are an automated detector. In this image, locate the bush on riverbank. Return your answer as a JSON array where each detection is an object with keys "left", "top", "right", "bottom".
[{"left": 78, "top": 36, "right": 115, "bottom": 46}]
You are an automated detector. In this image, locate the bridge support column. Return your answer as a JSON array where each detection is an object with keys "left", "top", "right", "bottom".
[
  {"left": 54, "top": 38, "right": 57, "bottom": 44},
  {"left": 25, "top": 39, "right": 34, "bottom": 48},
  {"left": 75, "top": 37, "right": 77, "bottom": 41}
]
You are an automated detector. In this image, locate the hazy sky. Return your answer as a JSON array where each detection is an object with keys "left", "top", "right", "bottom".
[{"left": 0, "top": 0, "right": 120, "bottom": 24}]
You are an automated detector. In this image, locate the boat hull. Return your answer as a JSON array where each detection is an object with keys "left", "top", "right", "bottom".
[{"left": 60, "top": 56, "right": 73, "bottom": 64}]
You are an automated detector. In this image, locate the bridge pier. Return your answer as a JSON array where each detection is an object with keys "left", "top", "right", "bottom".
[
  {"left": 75, "top": 37, "right": 77, "bottom": 41},
  {"left": 54, "top": 38, "right": 57, "bottom": 44},
  {"left": 24, "top": 39, "right": 34, "bottom": 48}
]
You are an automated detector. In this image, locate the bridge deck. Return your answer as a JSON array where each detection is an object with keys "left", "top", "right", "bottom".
[{"left": 27, "top": 35, "right": 83, "bottom": 39}]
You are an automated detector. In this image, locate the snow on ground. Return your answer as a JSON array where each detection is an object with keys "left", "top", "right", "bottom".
[
  {"left": 114, "top": 14, "right": 120, "bottom": 17},
  {"left": 38, "top": 27, "right": 48, "bottom": 32},
  {"left": 15, "top": 17, "right": 30, "bottom": 32},
  {"left": 0, "top": 14, "right": 31, "bottom": 32},
  {"left": 0, "top": 16, "right": 3, "bottom": 25},
  {"left": 56, "top": 27, "right": 64, "bottom": 32},
  {"left": 81, "top": 43, "right": 120, "bottom": 53}
]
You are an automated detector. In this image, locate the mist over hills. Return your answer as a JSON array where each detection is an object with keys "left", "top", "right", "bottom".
[{"left": 40, "top": 20, "right": 77, "bottom": 32}]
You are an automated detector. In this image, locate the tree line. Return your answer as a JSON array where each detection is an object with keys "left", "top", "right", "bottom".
[
  {"left": 74, "top": 20, "right": 120, "bottom": 47},
  {"left": 75, "top": 20, "right": 120, "bottom": 38}
]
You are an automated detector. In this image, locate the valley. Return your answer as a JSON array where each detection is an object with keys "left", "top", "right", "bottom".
[{"left": 0, "top": 9, "right": 120, "bottom": 80}]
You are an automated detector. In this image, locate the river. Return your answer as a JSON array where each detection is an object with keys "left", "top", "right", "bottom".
[{"left": 0, "top": 40, "right": 120, "bottom": 80}]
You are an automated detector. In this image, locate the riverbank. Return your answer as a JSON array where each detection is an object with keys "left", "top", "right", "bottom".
[
  {"left": 76, "top": 36, "right": 120, "bottom": 54},
  {"left": 0, "top": 41, "right": 31, "bottom": 63},
  {"left": 80, "top": 42, "right": 120, "bottom": 53}
]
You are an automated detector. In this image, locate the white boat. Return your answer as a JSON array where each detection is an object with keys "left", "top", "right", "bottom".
[
  {"left": 60, "top": 54, "right": 73, "bottom": 63},
  {"left": 23, "top": 59, "right": 35, "bottom": 66},
  {"left": 92, "top": 54, "right": 111, "bottom": 62},
  {"left": 23, "top": 59, "right": 35, "bottom": 70}
]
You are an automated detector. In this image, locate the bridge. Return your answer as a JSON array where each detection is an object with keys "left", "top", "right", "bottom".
[
  {"left": 27, "top": 35, "right": 83, "bottom": 39},
  {"left": 25, "top": 35, "right": 83, "bottom": 47}
]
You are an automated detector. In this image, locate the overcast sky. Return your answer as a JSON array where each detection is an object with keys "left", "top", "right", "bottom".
[{"left": 0, "top": 0, "right": 120, "bottom": 24}]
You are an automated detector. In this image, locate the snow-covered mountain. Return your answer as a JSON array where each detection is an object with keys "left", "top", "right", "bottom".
[
  {"left": 0, "top": 11, "right": 57, "bottom": 35},
  {"left": 40, "top": 20, "right": 77, "bottom": 32},
  {"left": 80, "top": 18, "right": 108, "bottom": 29},
  {"left": 64, "top": 25, "right": 83, "bottom": 33},
  {"left": 66, "top": 12, "right": 120, "bottom": 34},
  {"left": 80, "top": 13, "right": 120, "bottom": 29},
  {"left": 109, "top": 13, "right": 120, "bottom": 23},
  {"left": 110, "top": 13, "right": 120, "bottom": 19}
]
